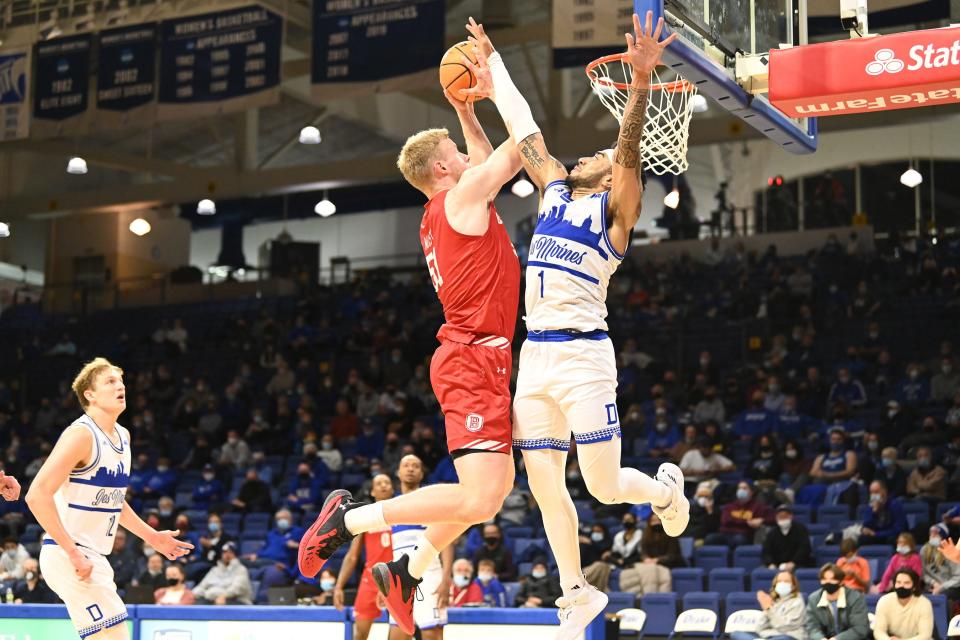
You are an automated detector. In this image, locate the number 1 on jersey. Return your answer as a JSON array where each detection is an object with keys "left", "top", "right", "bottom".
[{"left": 538, "top": 270, "right": 545, "bottom": 298}]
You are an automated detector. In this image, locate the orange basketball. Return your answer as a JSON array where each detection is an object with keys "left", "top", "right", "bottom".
[{"left": 439, "top": 41, "right": 479, "bottom": 103}]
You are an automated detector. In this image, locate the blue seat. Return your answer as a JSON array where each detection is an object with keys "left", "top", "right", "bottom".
[
  {"left": 732, "top": 545, "right": 762, "bottom": 571},
  {"left": 513, "top": 537, "right": 548, "bottom": 562},
  {"left": 672, "top": 568, "right": 704, "bottom": 596},
  {"left": 709, "top": 567, "right": 746, "bottom": 593},
  {"left": 503, "top": 581, "right": 520, "bottom": 607},
  {"left": 816, "top": 505, "right": 850, "bottom": 528},
  {"left": 504, "top": 526, "right": 533, "bottom": 539},
  {"left": 901, "top": 500, "right": 929, "bottom": 519},
  {"left": 605, "top": 591, "right": 636, "bottom": 615},
  {"left": 517, "top": 562, "right": 533, "bottom": 579},
  {"left": 341, "top": 473, "right": 366, "bottom": 490},
  {"left": 859, "top": 545, "right": 892, "bottom": 568},
  {"left": 795, "top": 568, "right": 821, "bottom": 594},
  {"left": 935, "top": 502, "right": 958, "bottom": 521},
  {"left": 679, "top": 537, "right": 694, "bottom": 561},
  {"left": 244, "top": 513, "right": 270, "bottom": 530},
  {"left": 677, "top": 592, "right": 720, "bottom": 638},
  {"left": 815, "top": 545, "right": 841, "bottom": 567},
  {"left": 750, "top": 567, "right": 777, "bottom": 591},
  {"left": 791, "top": 504, "right": 812, "bottom": 525},
  {"left": 239, "top": 540, "right": 261, "bottom": 556},
  {"left": 639, "top": 593, "right": 678, "bottom": 638},
  {"left": 694, "top": 545, "right": 729, "bottom": 572},
  {"left": 806, "top": 523, "right": 830, "bottom": 536},
  {"left": 929, "top": 593, "right": 948, "bottom": 640},
  {"left": 865, "top": 593, "right": 881, "bottom": 612},
  {"left": 725, "top": 591, "right": 760, "bottom": 614}
]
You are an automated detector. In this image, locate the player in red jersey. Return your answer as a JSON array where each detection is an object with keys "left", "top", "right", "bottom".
[
  {"left": 333, "top": 474, "right": 394, "bottom": 640},
  {"left": 298, "top": 76, "right": 523, "bottom": 635}
]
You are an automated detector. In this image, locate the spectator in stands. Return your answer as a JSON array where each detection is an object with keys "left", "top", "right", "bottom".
[
  {"left": 748, "top": 434, "right": 784, "bottom": 485},
  {"left": 499, "top": 481, "right": 534, "bottom": 527},
  {"left": 144, "top": 458, "right": 176, "bottom": 497},
  {"left": 730, "top": 570, "right": 806, "bottom": 640},
  {"left": 932, "top": 356, "right": 960, "bottom": 403},
  {"left": 679, "top": 437, "right": 736, "bottom": 483},
  {"left": 173, "top": 513, "right": 201, "bottom": 566},
  {"left": 921, "top": 524, "right": 960, "bottom": 606},
  {"left": 192, "top": 463, "right": 225, "bottom": 511},
  {"left": 797, "top": 367, "right": 829, "bottom": 420},
  {"left": 873, "top": 568, "right": 934, "bottom": 640},
  {"left": 45, "top": 333, "right": 77, "bottom": 356},
  {"left": 313, "top": 569, "right": 337, "bottom": 606},
  {"left": 687, "top": 484, "right": 720, "bottom": 543},
  {"left": 763, "top": 376, "right": 787, "bottom": 413},
  {"left": 874, "top": 447, "right": 908, "bottom": 497},
  {"left": 12, "top": 558, "right": 55, "bottom": 604},
  {"left": 580, "top": 522, "right": 613, "bottom": 592},
  {"left": 156, "top": 496, "right": 177, "bottom": 530},
  {"left": 861, "top": 480, "right": 907, "bottom": 546},
  {"left": 232, "top": 467, "right": 273, "bottom": 514},
  {"left": 620, "top": 513, "right": 682, "bottom": 596},
  {"left": 219, "top": 430, "right": 251, "bottom": 469},
  {"left": 878, "top": 533, "right": 923, "bottom": 593},
  {"left": 355, "top": 419, "right": 385, "bottom": 461},
  {"left": 836, "top": 538, "right": 871, "bottom": 593},
  {"left": 906, "top": 446, "right": 947, "bottom": 502},
  {"left": 707, "top": 481, "right": 774, "bottom": 546},
  {"left": 733, "top": 392, "right": 776, "bottom": 440},
  {"left": 474, "top": 558, "right": 507, "bottom": 607},
  {"left": 450, "top": 559, "right": 484, "bottom": 608},
  {"left": 828, "top": 368, "right": 867, "bottom": 408},
  {"left": 693, "top": 385, "right": 725, "bottom": 426},
  {"left": 193, "top": 542, "right": 252, "bottom": 605},
  {"left": 776, "top": 397, "right": 815, "bottom": 442},
  {"left": 472, "top": 523, "right": 516, "bottom": 582},
  {"left": 780, "top": 439, "right": 811, "bottom": 495},
  {"left": 317, "top": 434, "right": 343, "bottom": 472},
  {"left": 646, "top": 413, "right": 680, "bottom": 458},
  {"left": 109, "top": 528, "right": 140, "bottom": 590},
  {"left": 514, "top": 559, "right": 560, "bottom": 608},
  {"left": 285, "top": 462, "right": 323, "bottom": 513},
  {"left": 810, "top": 428, "right": 858, "bottom": 485},
  {"left": 181, "top": 436, "right": 214, "bottom": 471},
  {"left": 0, "top": 537, "right": 28, "bottom": 582},
  {"left": 896, "top": 363, "right": 930, "bottom": 407},
  {"left": 805, "top": 563, "right": 869, "bottom": 640},
  {"left": 762, "top": 505, "right": 813, "bottom": 570},
  {"left": 247, "top": 508, "right": 303, "bottom": 599},
  {"left": 330, "top": 399, "right": 359, "bottom": 441},
  {"left": 702, "top": 420, "right": 732, "bottom": 457},
  {"left": 154, "top": 564, "right": 196, "bottom": 605},
  {"left": 136, "top": 553, "right": 168, "bottom": 591},
  {"left": 668, "top": 424, "right": 699, "bottom": 464},
  {"left": 610, "top": 512, "right": 643, "bottom": 568},
  {"left": 265, "top": 358, "right": 296, "bottom": 396}
]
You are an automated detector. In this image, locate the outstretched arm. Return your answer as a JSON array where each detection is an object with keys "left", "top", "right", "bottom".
[
  {"left": 447, "top": 139, "right": 522, "bottom": 227},
  {"left": 607, "top": 12, "right": 677, "bottom": 254},
  {"left": 464, "top": 18, "right": 567, "bottom": 191},
  {"left": 445, "top": 89, "right": 494, "bottom": 167}
]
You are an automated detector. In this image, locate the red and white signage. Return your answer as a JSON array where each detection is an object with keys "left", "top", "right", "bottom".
[{"left": 769, "top": 26, "right": 960, "bottom": 117}]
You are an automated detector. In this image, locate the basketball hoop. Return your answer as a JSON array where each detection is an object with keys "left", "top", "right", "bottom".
[{"left": 586, "top": 53, "right": 697, "bottom": 175}]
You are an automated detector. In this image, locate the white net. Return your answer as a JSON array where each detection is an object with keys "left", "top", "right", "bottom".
[{"left": 587, "top": 57, "right": 697, "bottom": 175}]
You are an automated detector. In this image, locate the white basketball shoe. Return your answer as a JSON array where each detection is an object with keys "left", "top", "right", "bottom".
[
  {"left": 651, "top": 462, "right": 690, "bottom": 537},
  {"left": 555, "top": 583, "right": 608, "bottom": 640}
]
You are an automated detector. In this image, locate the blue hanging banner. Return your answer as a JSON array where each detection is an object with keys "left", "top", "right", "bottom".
[
  {"left": 33, "top": 34, "right": 91, "bottom": 128},
  {"left": 311, "top": 0, "right": 444, "bottom": 99},
  {"left": 97, "top": 24, "right": 157, "bottom": 112},
  {"left": 158, "top": 4, "right": 282, "bottom": 120},
  {"left": 0, "top": 48, "right": 30, "bottom": 142}
]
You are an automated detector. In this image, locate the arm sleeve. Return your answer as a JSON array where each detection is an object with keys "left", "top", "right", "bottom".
[{"left": 486, "top": 53, "right": 541, "bottom": 144}]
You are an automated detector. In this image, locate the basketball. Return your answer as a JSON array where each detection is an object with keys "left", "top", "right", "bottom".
[{"left": 439, "top": 41, "right": 479, "bottom": 103}]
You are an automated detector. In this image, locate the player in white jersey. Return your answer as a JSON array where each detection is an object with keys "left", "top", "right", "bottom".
[
  {"left": 463, "top": 14, "right": 690, "bottom": 639},
  {"left": 25, "top": 358, "right": 193, "bottom": 640},
  {"left": 386, "top": 455, "right": 453, "bottom": 640}
]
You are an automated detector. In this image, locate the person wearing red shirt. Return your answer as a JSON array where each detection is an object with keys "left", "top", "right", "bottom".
[{"left": 450, "top": 559, "right": 484, "bottom": 608}]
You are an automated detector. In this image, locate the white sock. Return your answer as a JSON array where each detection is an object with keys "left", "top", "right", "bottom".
[
  {"left": 344, "top": 502, "right": 386, "bottom": 535},
  {"left": 407, "top": 538, "right": 439, "bottom": 580},
  {"left": 561, "top": 574, "right": 587, "bottom": 598}
]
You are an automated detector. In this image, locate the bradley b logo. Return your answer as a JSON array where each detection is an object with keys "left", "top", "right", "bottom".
[{"left": 465, "top": 414, "right": 484, "bottom": 432}]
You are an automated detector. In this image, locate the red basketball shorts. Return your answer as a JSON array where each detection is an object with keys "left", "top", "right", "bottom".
[
  {"left": 430, "top": 339, "right": 513, "bottom": 455},
  {"left": 353, "top": 573, "right": 383, "bottom": 621}
]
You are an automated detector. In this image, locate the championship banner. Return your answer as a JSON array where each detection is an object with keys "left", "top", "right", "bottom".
[
  {"left": 0, "top": 48, "right": 30, "bottom": 142},
  {"left": 552, "top": 0, "right": 634, "bottom": 68},
  {"left": 32, "top": 34, "right": 92, "bottom": 137},
  {"left": 96, "top": 23, "right": 157, "bottom": 127},
  {"left": 769, "top": 25, "right": 960, "bottom": 117},
  {"left": 158, "top": 5, "right": 282, "bottom": 120},
  {"left": 311, "top": 0, "right": 444, "bottom": 100}
]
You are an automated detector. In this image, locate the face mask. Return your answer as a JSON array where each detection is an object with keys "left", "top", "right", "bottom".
[
  {"left": 881, "top": 459, "right": 895, "bottom": 469},
  {"left": 531, "top": 570, "right": 547, "bottom": 580},
  {"left": 453, "top": 574, "right": 471, "bottom": 588},
  {"left": 774, "top": 582, "right": 793, "bottom": 598},
  {"left": 867, "top": 441, "right": 878, "bottom": 451},
  {"left": 696, "top": 497, "right": 710, "bottom": 508},
  {"left": 929, "top": 537, "right": 942, "bottom": 548},
  {"left": 144, "top": 547, "right": 156, "bottom": 558},
  {"left": 25, "top": 572, "right": 36, "bottom": 582},
  {"left": 909, "top": 371, "right": 919, "bottom": 380},
  {"left": 821, "top": 582, "right": 841, "bottom": 595},
  {"left": 277, "top": 519, "right": 291, "bottom": 531},
  {"left": 869, "top": 332, "right": 879, "bottom": 339},
  {"left": 208, "top": 522, "right": 220, "bottom": 533},
  {"left": 917, "top": 458, "right": 931, "bottom": 469},
  {"left": 228, "top": 438, "right": 239, "bottom": 445},
  {"left": 897, "top": 545, "right": 911, "bottom": 555},
  {"left": 768, "top": 385, "right": 779, "bottom": 394},
  {"left": 700, "top": 358, "right": 710, "bottom": 367},
  {"left": 888, "top": 410, "right": 898, "bottom": 419},
  {"left": 736, "top": 489, "right": 750, "bottom": 501},
  {"left": 944, "top": 366, "right": 953, "bottom": 374},
  {"left": 322, "top": 442, "right": 333, "bottom": 451},
  {"left": 838, "top": 377, "right": 850, "bottom": 384},
  {"left": 785, "top": 449, "right": 798, "bottom": 459},
  {"left": 623, "top": 520, "right": 636, "bottom": 530},
  {"left": 484, "top": 537, "right": 499, "bottom": 546},
  {"left": 777, "top": 519, "right": 792, "bottom": 531},
  {"left": 203, "top": 473, "right": 215, "bottom": 482},
  {"left": 167, "top": 577, "right": 180, "bottom": 587},
  {"left": 477, "top": 572, "right": 494, "bottom": 583},
  {"left": 870, "top": 492, "right": 884, "bottom": 503},
  {"left": 591, "top": 532, "right": 604, "bottom": 543},
  {"left": 159, "top": 509, "right": 172, "bottom": 517},
  {"left": 895, "top": 587, "right": 913, "bottom": 599},
  {"left": 830, "top": 442, "right": 843, "bottom": 452},
  {"left": 656, "top": 422, "right": 668, "bottom": 432},
  {"left": 320, "top": 579, "right": 336, "bottom": 592}
]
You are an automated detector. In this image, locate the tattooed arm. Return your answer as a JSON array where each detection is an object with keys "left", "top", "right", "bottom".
[
  {"left": 607, "top": 11, "right": 677, "bottom": 255},
  {"left": 517, "top": 133, "right": 568, "bottom": 192}
]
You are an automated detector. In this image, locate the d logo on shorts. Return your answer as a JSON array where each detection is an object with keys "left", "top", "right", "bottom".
[{"left": 465, "top": 414, "right": 484, "bottom": 432}]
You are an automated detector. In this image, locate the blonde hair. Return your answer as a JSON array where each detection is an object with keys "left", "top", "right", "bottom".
[
  {"left": 771, "top": 570, "right": 800, "bottom": 600},
  {"left": 71, "top": 358, "right": 123, "bottom": 409},
  {"left": 397, "top": 128, "right": 449, "bottom": 192}
]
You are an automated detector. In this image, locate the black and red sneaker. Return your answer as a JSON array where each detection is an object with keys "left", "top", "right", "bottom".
[
  {"left": 298, "top": 489, "right": 361, "bottom": 578},
  {"left": 371, "top": 554, "right": 421, "bottom": 636}
]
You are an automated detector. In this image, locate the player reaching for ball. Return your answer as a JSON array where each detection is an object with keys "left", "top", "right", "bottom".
[
  {"left": 298, "top": 50, "right": 523, "bottom": 636},
  {"left": 461, "top": 13, "right": 690, "bottom": 639}
]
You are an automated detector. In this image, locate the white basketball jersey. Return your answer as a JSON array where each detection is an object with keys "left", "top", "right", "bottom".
[
  {"left": 43, "top": 415, "right": 131, "bottom": 555},
  {"left": 524, "top": 180, "right": 626, "bottom": 332},
  {"left": 391, "top": 524, "right": 441, "bottom": 573}
]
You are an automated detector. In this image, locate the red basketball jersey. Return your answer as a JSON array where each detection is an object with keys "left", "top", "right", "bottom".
[
  {"left": 362, "top": 527, "right": 393, "bottom": 568},
  {"left": 420, "top": 190, "right": 521, "bottom": 344}
]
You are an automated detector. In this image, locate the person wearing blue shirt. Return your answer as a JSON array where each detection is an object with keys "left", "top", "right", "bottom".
[
  {"left": 646, "top": 417, "right": 680, "bottom": 457},
  {"left": 128, "top": 453, "right": 153, "bottom": 497},
  {"left": 861, "top": 480, "right": 907, "bottom": 546},
  {"left": 475, "top": 558, "right": 508, "bottom": 607},
  {"left": 732, "top": 393, "right": 776, "bottom": 440},
  {"left": 828, "top": 368, "right": 868, "bottom": 407},
  {"left": 248, "top": 450, "right": 274, "bottom": 485},
  {"left": 355, "top": 420, "right": 385, "bottom": 460},
  {"left": 285, "top": 462, "right": 324, "bottom": 512},
  {"left": 895, "top": 364, "right": 930, "bottom": 407},
  {"left": 192, "top": 463, "right": 225, "bottom": 510},
  {"left": 246, "top": 508, "right": 305, "bottom": 601},
  {"left": 429, "top": 456, "right": 459, "bottom": 484},
  {"left": 143, "top": 456, "right": 176, "bottom": 496},
  {"left": 776, "top": 396, "right": 816, "bottom": 440}
]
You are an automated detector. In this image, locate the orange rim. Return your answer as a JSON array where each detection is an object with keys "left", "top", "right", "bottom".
[{"left": 585, "top": 53, "right": 694, "bottom": 93}]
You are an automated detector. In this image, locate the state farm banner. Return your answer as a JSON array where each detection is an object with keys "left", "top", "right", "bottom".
[
  {"left": 769, "top": 26, "right": 960, "bottom": 117},
  {"left": 0, "top": 48, "right": 30, "bottom": 142}
]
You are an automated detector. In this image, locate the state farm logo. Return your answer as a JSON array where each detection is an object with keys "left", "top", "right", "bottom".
[{"left": 866, "top": 49, "right": 904, "bottom": 75}]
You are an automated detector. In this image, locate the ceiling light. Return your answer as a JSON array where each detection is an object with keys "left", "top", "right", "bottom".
[
  {"left": 511, "top": 178, "right": 535, "bottom": 198},
  {"left": 197, "top": 199, "right": 216, "bottom": 215},
  {"left": 900, "top": 167, "right": 922, "bottom": 188},
  {"left": 0, "top": 222, "right": 9, "bottom": 238},
  {"left": 314, "top": 198, "right": 336, "bottom": 217},
  {"left": 690, "top": 94, "right": 709, "bottom": 114},
  {"left": 67, "top": 156, "right": 87, "bottom": 175},
  {"left": 129, "top": 218, "right": 151, "bottom": 236},
  {"left": 299, "top": 126, "right": 321, "bottom": 145},
  {"left": 664, "top": 188, "right": 680, "bottom": 209}
]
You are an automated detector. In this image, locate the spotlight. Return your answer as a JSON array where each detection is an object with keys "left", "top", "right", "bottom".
[
  {"left": 197, "top": 199, "right": 216, "bottom": 215},
  {"left": 129, "top": 218, "right": 151, "bottom": 236},
  {"left": 67, "top": 157, "right": 87, "bottom": 175},
  {"left": 511, "top": 178, "right": 535, "bottom": 198},
  {"left": 663, "top": 188, "right": 680, "bottom": 209},
  {"left": 314, "top": 198, "right": 336, "bottom": 217},
  {"left": 299, "top": 126, "right": 321, "bottom": 145},
  {"left": 0, "top": 222, "right": 9, "bottom": 238},
  {"left": 900, "top": 167, "right": 922, "bottom": 188},
  {"left": 690, "top": 94, "right": 709, "bottom": 113}
]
